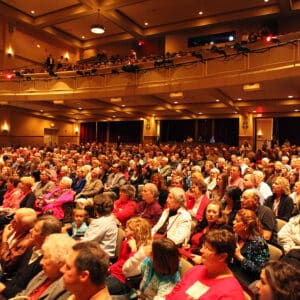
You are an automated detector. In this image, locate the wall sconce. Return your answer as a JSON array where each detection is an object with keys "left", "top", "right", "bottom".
[
  {"left": 242, "top": 120, "right": 248, "bottom": 130},
  {"left": 257, "top": 129, "right": 263, "bottom": 138},
  {"left": 7, "top": 47, "right": 13, "bottom": 57},
  {"left": 64, "top": 52, "right": 69, "bottom": 60},
  {"left": 2, "top": 122, "right": 9, "bottom": 133},
  {"left": 74, "top": 125, "right": 79, "bottom": 135}
]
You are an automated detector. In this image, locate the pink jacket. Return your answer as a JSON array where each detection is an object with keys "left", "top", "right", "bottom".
[{"left": 42, "top": 187, "right": 74, "bottom": 220}]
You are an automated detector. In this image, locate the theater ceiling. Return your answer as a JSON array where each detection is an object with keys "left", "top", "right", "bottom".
[{"left": 1, "top": 0, "right": 300, "bottom": 122}]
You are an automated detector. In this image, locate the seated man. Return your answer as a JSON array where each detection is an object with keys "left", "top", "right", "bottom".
[
  {"left": 0, "top": 208, "right": 37, "bottom": 279},
  {"left": 81, "top": 192, "right": 118, "bottom": 258},
  {"left": 75, "top": 168, "right": 103, "bottom": 209},
  {"left": 240, "top": 188, "right": 278, "bottom": 244},
  {"left": 0, "top": 215, "right": 62, "bottom": 299},
  {"left": 61, "top": 241, "right": 111, "bottom": 300}
]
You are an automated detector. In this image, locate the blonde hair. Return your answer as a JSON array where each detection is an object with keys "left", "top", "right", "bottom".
[
  {"left": 126, "top": 217, "right": 152, "bottom": 248},
  {"left": 20, "top": 176, "right": 35, "bottom": 187}
]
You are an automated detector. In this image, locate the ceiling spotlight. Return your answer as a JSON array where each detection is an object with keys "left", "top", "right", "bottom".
[
  {"left": 288, "top": 95, "right": 294, "bottom": 99},
  {"left": 90, "top": 9, "right": 105, "bottom": 34}
]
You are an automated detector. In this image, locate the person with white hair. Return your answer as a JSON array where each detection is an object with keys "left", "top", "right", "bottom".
[
  {"left": 152, "top": 187, "right": 192, "bottom": 246},
  {"left": 253, "top": 170, "right": 273, "bottom": 205},
  {"left": 14, "top": 233, "right": 75, "bottom": 299},
  {"left": 40, "top": 176, "right": 74, "bottom": 220}
]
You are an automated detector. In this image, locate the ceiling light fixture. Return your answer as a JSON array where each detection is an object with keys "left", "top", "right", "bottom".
[
  {"left": 243, "top": 83, "right": 261, "bottom": 91},
  {"left": 90, "top": 9, "right": 105, "bottom": 34},
  {"left": 170, "top": 92, "right": 183, "bottom": 98}
]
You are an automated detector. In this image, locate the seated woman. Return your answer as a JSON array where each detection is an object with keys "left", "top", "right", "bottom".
[
  {"left": 231, "top": 209, "right": 270, "bottom": 287},
  {"left": 256, "top": 260, "right": 300, "bottom": 300},
  {"left": 210, "top": 173, "right": 228, "bottom": 202},
  {"left": 166, "top": 229, "right": 245, "bottom": 300},
  {"left": 106, "top": 217, "right": 152, "bottom": 295},
  {"left": 222, "top": 186, "right": 242, "bottom": 227},
  {"left": 14, "top": 233, "right": 75, "bottom": 299},
  {"left": 186, "top": 178, "right": 210, "bottom": 222},
  {"left": 265, "top": 177, "right": 294, "bottom": 221},
  {"left": 152, "top": 187, "right": 192, "bottom": 246},
  {"left": 71, "top": 167, "right": 87, "bottom": 195},
  {"left": 113, "top": 184, "right": 137, "bottom": 227},
  {"left": 135, "top": 183, "right": 163, "bottom": 226},
  {"left": 189, "top": 200, "right": 229, "bottom": 255},
  {"left": 39, "top": 176, "right": 74, "bottom": 220},
  {"left": 1, "top": 176, "right": 22, "bottom": 213},
  {"left": 32, "top": 170, "right": 55, "bottom": 199},
  {"left": 19, "top": 176, "right": 36, "bottom": 208},
  {"left": 81, "top": 192, "right": 118, "bottom": 258},
  {"left": 138, "top": 237, "right": 180, "bottom": 299},
  {"left": 150, "top": 173, "right": 169, "bottom": 208}
]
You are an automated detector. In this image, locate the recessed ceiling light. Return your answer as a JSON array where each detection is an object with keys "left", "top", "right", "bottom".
[
  {"left": 215, "top": 99, "right": 220, "bottom": 102},
  {"left": 40, "top": 110, "right": 44, "bottom": 113},
  {"left": 237, "top": 98, "right": 242, "bottom": 101},
  {"left": 173, "top": 101, "right": 178, "bottom": 104},
  {"left": 264, "top": 0, "right": 269, "bottom": 3},
  {"left": 288, "top": 95, "right": 294, "bottom": 99},
  {"left": 112, "top": 115, "right": 116, "bottom": 118},
  {"left": 252, "top": 110, "right": 256, "bottom": 113},
  {"left": 198, "top": 11, "right": 203, "bottom": 15},
  {"left": 294, "top": 109, "right": 299, "bottom": 112},
  {"left": 36, "top": 44, "right": 40, "bottom": 48},
  {"left": 78, "top": 107, "right": 82, "bottom": 110},
  {"left": 121, "top": 104, "right": 126, "bottom": 107},
  {"left": 198, "top": 112, "right": 203, "bottom": 114},
  {"left": 144, "top": 22, "right": 149, "bottom": 26},
  {"left": 81, "top": 36, "right": 85, "bottom": 39},
  {"left": 31, "top": 10, "right": 35, "bottom": 14},
  {"left": 234, "top": 111, "right": 238, "bottom": 114}
]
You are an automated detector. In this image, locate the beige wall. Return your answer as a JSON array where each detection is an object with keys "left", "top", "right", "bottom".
[
  {"left": 0, "top": 19, "right": 79, "bottom": 69},
  {"left": 0, "top": 109, "right": 79, "bottom": 146}
]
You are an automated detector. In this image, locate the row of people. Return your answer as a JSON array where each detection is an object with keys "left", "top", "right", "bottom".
[{"left": 0, "top": 207, "right": 298, "bottom": 299}]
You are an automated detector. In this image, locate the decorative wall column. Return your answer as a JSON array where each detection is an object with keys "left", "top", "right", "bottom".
[
  {"left": 238, "top": 114, "right": 254, "bottom": 148},
  {"left": 143, "top": 116, "right": 159, "bottom": 144}
]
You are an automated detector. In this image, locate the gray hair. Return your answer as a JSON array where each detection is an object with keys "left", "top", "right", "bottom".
[
  {"left": 168, "top": 187, "right": 186, "bottom": 207},
  {"left": 144, "top": 183, "right": 158, "bottom": 197},
  {"left": 60, "top": 176, "right": 73, "bottom": 188},
  {"left": 42, "top": 233, "right": 75, "bottom": 264}
]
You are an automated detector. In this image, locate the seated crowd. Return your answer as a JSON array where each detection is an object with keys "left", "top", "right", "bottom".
[{"left": 0, "top": 140, "right": 299, "bottom": 299}]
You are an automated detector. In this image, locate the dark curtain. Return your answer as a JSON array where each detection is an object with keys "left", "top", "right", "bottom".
[
  {"left": 197, "top": 119, "right": 212, "bottom": 142},
  {"left": 274, "top": 117, "right": 300, "bottom": 145},
  {"left": 160, "top": 120, "right": 195, "bottom": 142},
  {"left": 214, "top": 118, "right": 239, "bottom": 146},
  {"left": 109, "top": 121, "right": 142, "bottom": 143},
  {"left": 97, "top": 122, "right": 108, "bottom": 143},
  {"left": 80, "top": 122, "right": 96, "bottom": 144}
]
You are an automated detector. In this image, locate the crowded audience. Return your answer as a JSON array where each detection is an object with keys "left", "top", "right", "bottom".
[{"left": 0, "top": 138, "right": 299, "bottom": 298}]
